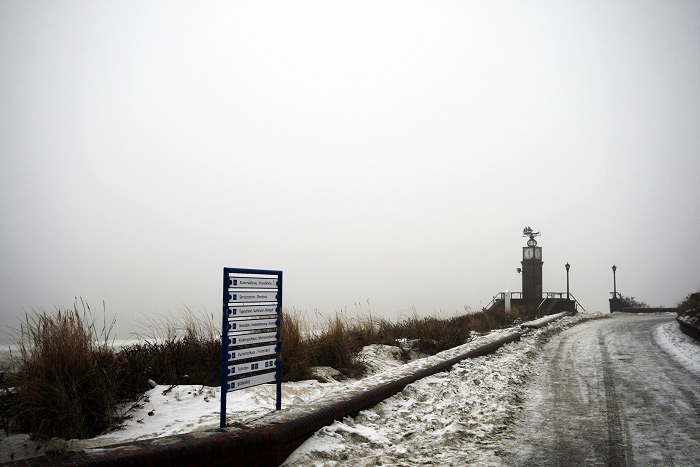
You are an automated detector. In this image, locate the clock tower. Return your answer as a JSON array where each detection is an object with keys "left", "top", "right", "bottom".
[{"left": 521, "top": 227, "right": 543, "bottom": 304}]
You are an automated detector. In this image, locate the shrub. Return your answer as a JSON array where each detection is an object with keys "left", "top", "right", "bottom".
[
  {"left": 677, "top": 292, "right": 700, "bottom": 317},
  {"left": 508, "top": 304, "right": 544, "bottom": 323},
  {"left": 280, "top": 309, "right": 311, "bottom": 381},
  {"left": 0, "top": 371, "right": 16, "bottom": 435},
  {"left": 620, "top": 295, "right": 650, "bottom": 308},
  {"left": 118, "top": 309, "right": 221, "bottom": 388},
  {"left": 4, "top": 305, "right": 223, "bottom": 441},
  {"left": 10, "top": 302, "right": 125, "bottom": 440},
  {"left": 306, "top": 313, "right": 365, "bottom": 377}
]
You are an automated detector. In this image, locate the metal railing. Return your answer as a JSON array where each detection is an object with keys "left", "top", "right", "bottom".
[
  {"left": 482, "top": 291, "right": 523, "bottom": 311},
  {"left": 569, "top": 294, "right": 587, "bottom": 312},
  {"left": 538, "top": 292, "right": 587, "bottom": 313},
  {"left": 484, "top": 291, "right": 587, "bottom": 313}
]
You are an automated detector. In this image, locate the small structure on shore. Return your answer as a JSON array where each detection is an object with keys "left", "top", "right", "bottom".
[{"left": 485, "top": 227, "right": 579, "bottom": 314}]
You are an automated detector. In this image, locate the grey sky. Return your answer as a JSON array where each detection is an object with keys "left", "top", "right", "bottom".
[{"left": 2, "top": 1, "right": 699, "bottom": 340}]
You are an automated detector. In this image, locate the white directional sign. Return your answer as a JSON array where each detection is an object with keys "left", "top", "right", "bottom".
[
  {"left": 228, "top": 276, "right": 278, "bottom": 289},
  {"left": 228, "top": 331, "right": 278, "bottom": 346},
  {"left": 227, "top": 370, "right": 276, "bottom": 392},
  {"left": 229, "top": 292, "right": 278, "bottom": 303},
  {"left": 228, "top": 344, "right": 277, "bottom": 362},
  {"left": 222, "top": 267, "right": 282, "bottom": 428},
  {"left": 228, "top": 305, "right": 278, "bottom": 318},
  {"left": 227, "top": 359, "right": 276, "bottom": 377},
  {"left": 228, "top": 318, "right": 278, "bottom": 333}
]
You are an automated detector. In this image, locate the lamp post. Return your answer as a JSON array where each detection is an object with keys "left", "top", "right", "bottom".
[
  {"left": 565, "top": 263, "right": 570, "bottom": 300},
  {"left": 612, "top": 264, "right": 617, "bottom": 298}
]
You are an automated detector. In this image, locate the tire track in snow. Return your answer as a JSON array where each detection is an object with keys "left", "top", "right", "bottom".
[
  {"left": 598, "top": 331, "right": 630, "bottom": 467},
  {"left": 504, "top": 314, "right": 700, "bottom": 466}
]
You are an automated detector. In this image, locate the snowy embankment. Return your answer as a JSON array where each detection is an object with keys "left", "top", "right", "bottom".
[
  {"left": 282, "top": 316, "right": 580, "bottom": 466},
  {"left": 2, "top": 312, "right": 695, "bottom": 464},
  {"left": 653, "top": 319, "right": 700, "bottom": 377},
  {"left": 284, "top": 313, "right": 699, "bottom": 466}
]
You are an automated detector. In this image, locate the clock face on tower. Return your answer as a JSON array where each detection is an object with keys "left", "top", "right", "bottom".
[
  {"left": 534, "top": 248, "right": 541, "bottom": 260},
  {"left": 524, "top": 248, "right": 534, "bottom": 260}
]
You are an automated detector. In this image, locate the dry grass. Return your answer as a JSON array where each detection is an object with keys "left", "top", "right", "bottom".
[
  {"left": 2, "top": 305, "right": 222, "bottom": 440},
  {"left": 117, "top": 308, "right": 221, "bottom": 389},
  {"left": 2, "top": 300, "right": 550, "bottom": 441},
  {"left": 282, "top": 304, "right": 545, "bottom": 379},
  {"left": 7, "top": 301, "right": 126, "bottom": 440},
  {"left": 677, "top": 292, "right": 700, "bottom": 317},
  {"left": 279, "top": 309, "right": 311, "bottom": 381},
  {"left": 305, "top": 313, "right": 366, "bottom": 377}
]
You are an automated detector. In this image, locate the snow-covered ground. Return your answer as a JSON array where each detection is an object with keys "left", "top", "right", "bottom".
[
  {"left": 1, "top": 312, "right": 696, "bottom": 464},
  {"left": 652, "top": 319, "right": 700, "bottom": 377}
]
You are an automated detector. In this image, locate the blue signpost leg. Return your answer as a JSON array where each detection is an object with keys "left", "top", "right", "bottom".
[
  {"left": 277, "top": 271, "right": 283, "bottom": 410},
  {"left": 220, "top": 269, "right": 229, "bottom": 428},
  {"left": 276, "top": 365, "right": 282, "bottom": 410}
]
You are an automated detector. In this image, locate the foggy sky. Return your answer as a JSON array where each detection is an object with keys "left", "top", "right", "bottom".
[{"left": 2, "top": 1, "right": 700, "bottom": 341}]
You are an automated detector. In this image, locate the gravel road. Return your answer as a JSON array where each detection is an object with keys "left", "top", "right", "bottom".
[{"left": 500, "top": 313, "right": 700, "bottom": 466}]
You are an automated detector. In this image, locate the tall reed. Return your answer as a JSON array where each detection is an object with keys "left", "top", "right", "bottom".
[
  {"left": 10, "top": 301, "right": 124, "bottom": 440},
  {"left": 118, "top": 308, "right": 221, "bottom": 388},
  {"left": 280, "top": 309, "right": 311, "bottom": 381}
]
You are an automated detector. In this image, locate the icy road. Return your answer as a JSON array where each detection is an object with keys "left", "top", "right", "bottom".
[
  {"left": 501, "top": 313, "right": 700, "bottom": 466},
  {"left": 284, "top": 313, "right": 700, "bottom": 466}
]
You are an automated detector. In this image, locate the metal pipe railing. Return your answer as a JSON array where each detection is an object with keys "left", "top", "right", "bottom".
[{"left": 485, "top": 291, "right": 587, "bottom": 313}]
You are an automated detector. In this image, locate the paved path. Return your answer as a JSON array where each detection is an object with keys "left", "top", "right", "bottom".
[{"left": 500, "top": 313, "right": 700, "bottom": 466}]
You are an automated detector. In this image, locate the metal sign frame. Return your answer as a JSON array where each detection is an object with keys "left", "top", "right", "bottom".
[{"left": 220, "top": 267, "right": 282, "bottom": 428}]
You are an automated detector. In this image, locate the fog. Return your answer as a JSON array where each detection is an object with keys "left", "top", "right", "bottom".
[{"left": 2, "top": 1, "right": 699, "bottom": 341}]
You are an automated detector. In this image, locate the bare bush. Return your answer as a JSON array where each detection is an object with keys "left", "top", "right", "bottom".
[{"left": 10, "top": 301, "right": 124, "bottom": 440}]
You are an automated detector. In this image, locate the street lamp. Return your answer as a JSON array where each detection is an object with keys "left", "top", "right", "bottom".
[
  {"left": 612, "top": 264, "right": 617, "bottom": 298},
  {"left": 565, "top": 263, "right": 570, "bottom": 300}
]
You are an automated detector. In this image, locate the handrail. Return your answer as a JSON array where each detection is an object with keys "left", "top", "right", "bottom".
[
  {"left": 568, "top": 293, "right": 587, "bottom": 312},
  {"left": 542, "top": 292, "right": 587, "bottom": 312},
  {"left": 483, "top": 291, "right": 523, "bottom": 311},
  {"left": 546, "top": 292, "right": 567, "bottom": 299},
  {"left": 482, "top": 293, "right": 503, "bottom": 311},
  {"left": 483, "top": 291, "right": 586, "bottom": 313}
]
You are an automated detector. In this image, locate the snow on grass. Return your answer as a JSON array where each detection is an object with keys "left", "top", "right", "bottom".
[
  {"left": 357, "top": 344, "right": 406, "bottom": 375},
  {"left": 8, "top": 312, "right": 697, "bottom": 465},
  {"left": 0, "top": 315, "right": 589, "bottom": 463},
  {"left": 653, "top": 319, "right": 700, "bottom": 377}
]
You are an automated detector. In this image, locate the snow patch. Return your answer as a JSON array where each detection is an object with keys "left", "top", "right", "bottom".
[
  {"left": 653, "top": 320, "right": 700, "bottom": 376},
  {"left": 357, "top": 344, "right": 405, "bottom": 375}
]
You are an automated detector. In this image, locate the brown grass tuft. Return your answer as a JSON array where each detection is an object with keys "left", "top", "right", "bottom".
[
  {"left": 278, "top": 309, "right": 309, "bottom": 381},
  {"left": 10, "top": 300, "right": 124, "bottom": 440},
  {"left": 118, "top": 308, "right": 221, "bottom": 388}
]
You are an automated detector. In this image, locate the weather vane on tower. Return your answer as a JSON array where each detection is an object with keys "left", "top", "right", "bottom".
[{"left": 522, "top": 226, "right": 540, "bottom": 247}]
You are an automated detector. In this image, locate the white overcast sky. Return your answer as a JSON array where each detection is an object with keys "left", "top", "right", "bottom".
[{"left": 1, "top": 1, "right": 699, "bottom": 340}]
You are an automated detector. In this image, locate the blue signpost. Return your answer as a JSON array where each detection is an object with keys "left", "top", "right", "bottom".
[{"left": 220, "top": 268, "right": 282, "bottom": 428}]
